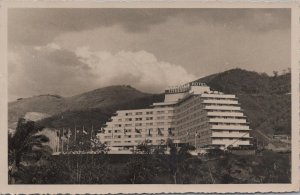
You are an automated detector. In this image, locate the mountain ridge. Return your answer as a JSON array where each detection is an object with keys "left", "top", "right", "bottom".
[{"left": 8, "top": 68, "right": 291, "bottom": 136}]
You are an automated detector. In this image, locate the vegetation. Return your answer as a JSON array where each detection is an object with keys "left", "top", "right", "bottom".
[
  {"left": 8, "top": 118, "right": 52, "bottom": 184},
  {"left": 7, "top": 68, "right": 292, "bottom": 184},
  {"left": 197, "top": 68, "right": 291, "bottom": 136},
  {"left": 8, "top": 137, "right": 291, "bottom": 184},
  {"left": 9, "top": 68, "right": 290, "bottom": 137}
]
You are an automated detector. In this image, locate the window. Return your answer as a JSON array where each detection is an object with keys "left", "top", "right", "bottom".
[
  {"left": 118, "top": 119, "right": 122, "bottom": 122},
  {"left": 146, "top": 111, "right": 153, "bottom": 115},
  {"left": 146, "top": 117, "right": 153, "bottom": 120},
  {"left": 136, "top": 112, "right": 143, "bottom": 115},
  {"left": 157, "top": 110, "right": 165, "bottom": 114}
]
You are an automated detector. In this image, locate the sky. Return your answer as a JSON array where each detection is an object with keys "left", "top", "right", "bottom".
[{"left": 8, "top": 8, "right": 291, "bottom": 101}]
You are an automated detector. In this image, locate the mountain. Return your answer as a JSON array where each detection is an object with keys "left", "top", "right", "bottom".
[
  {"left": 8, "top": 85, "right": 164, "bottom": 130},
  {"left": 196, "top": 68, "right": 290, "bottom": 95},
  {"left": 8, "top": 68, "right": 291, "bottom": 137},
  {"left": 197, "top": 68, "right": 291, "bottom": 136}
]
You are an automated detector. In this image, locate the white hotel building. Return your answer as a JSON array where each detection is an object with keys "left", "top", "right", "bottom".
[{"left": 97, "top": 82, "right": 252, "bottom": 151}]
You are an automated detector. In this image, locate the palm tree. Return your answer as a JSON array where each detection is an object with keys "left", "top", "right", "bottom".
[{"left": 8, "top": 118, "right": 52, "bottom": 184}]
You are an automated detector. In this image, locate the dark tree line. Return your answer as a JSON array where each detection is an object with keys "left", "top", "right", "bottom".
[{"left": 8, "top": 119, "right": 290, "bottom": 184}]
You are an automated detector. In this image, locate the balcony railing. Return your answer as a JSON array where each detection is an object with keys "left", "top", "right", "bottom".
[
  {"left": 211, "top": 125, "right": 250, "bottom": 130},
  {"left": 202, "top": 99, "right": 239, "bottom": 105},
  {"left": 201, "top": 94, "right": 236, "bottom": 99},
  {"left": 207, "top": 111, "right": 245, "bottom": 117},
  {"left": 204, "top": 105, "right": 241, "bottom": 111},
  {"left": 209, "top": 118, "right": 247, "bottom": 124}
]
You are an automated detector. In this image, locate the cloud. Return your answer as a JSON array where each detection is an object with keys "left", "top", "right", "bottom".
[
  {"left": 8, "top": 45, "right": 196, "bottom": 100},
  {"left": 8, "top": 44, "right": 92, "bottom": 100},
  {"left": 75, "top": 47, "right": 196, "bottom": 93},
  {"left": 8, "top": 8, "right": 290, "bottom": 46}
]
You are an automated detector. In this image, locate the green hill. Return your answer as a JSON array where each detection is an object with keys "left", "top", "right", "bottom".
[
  {"left": 38, "top": 93, "right": 164, "bottom": 130},
  {"left": 8, "top": 68, "right": 291, "bottom": 137},
  {"left": 8, "top": 85, "right": 164, "bottom": 130},
  {"left": 197, "top": 68, "right": 291, "bottom": 136}
]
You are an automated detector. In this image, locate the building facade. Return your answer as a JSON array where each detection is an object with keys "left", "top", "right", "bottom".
[{"left": 97, "top": 82, "right": 252, "bottom": 151}]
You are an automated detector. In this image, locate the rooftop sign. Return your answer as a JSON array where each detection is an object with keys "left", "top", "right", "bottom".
[{"left": 165, "top": 82, "right": 207, "bottom": 94}]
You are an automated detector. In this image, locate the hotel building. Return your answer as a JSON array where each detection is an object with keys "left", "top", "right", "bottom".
[{"left": 97, "top": 82, "right": 252, "bottom": 151}]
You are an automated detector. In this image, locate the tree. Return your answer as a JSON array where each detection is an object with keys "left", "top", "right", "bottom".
[
  {"left": 165, "top": 140, "right": 196, "bottom": 184},
  {"left": 125, "top": 141, "right": 167, "bottom": 184},
  {"left": 273, "top": 71, "right": 278, "bottom": 78},
  {"left": 9, "top": 118, "right": 52, "bottom": 184},
  {"left": 65, "top": 136, "right": 109, "bottom": 184}
]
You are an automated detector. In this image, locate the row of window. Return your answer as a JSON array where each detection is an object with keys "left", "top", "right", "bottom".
[
  {"left": 114, "top": 122, "right": 175, "bottom": 127},
  {"left": 106, "top": 127, "right": 173, "bottom": 133},
  {"left": 177, "top": 122, "right": 210, "bottom": 131},
  {"left": 212, "top": 130, "right": 249, "bottom": 133},
  {"left": 212, "top": 137, "right": 249, "bottom": 141},
  {"left": 208, "top": 116, "right": 245, "bottom": 119},
  {"left": 178, "top": 129, "right": 210, "bottom": 137},
  {"left": 104, "top": 139, "right": 165, "bottom": 145},
  {"left": 201, "top": 97, "right": 237, "bottom": 101},
  {"left": 123, "top": 110, "right": 174, "bottom": 116},
  {"left": 115, "top": 115, "right": 176, "bottom": 123},
  {"left": 176, "top": 114, "right": 207, "bottom": 125},
  {"left": 103, "top": 134, "right": 167, "bottom": 139},
  {"left": 210, "top": 123, "right": 248, "bottom": 126},
  {"left": 118, "top": 116, "right": 176, "bottom": 122}
]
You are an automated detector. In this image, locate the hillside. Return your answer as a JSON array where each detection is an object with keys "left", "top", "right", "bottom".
[
  {"left": 196, "top": 68, "right": 290, "bottom": 95},
  {"left": 197, "top": 68, "right": 291, "bottom": 136},
  {"left": 38, "top": 93, "right": 164, "bottom": 130},
  {"left": 8, "top": 85, "right": 164, "bottom": 130},
  {"left": 8, "top": 68, "right": 291, "bottom": 137}
]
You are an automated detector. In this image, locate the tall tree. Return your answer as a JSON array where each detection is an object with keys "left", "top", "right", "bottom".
[{"left": 8, "top": 118, "right": 52, "bottom": 184}]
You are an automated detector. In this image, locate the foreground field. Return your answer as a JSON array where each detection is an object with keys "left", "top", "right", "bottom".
[{"left": 10, "top": 150, "right": 290, "bottom": 184}]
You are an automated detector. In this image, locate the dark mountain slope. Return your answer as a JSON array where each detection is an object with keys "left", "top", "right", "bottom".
[
  {"left": 38, "top": 93, "right": 164, "bottom": 130},
  {"left": 197, "top": 68, "right": 291, "bottom": 136},
  {"left": 64, "top": 85, "right": 150, "bottom": 110},
  {"left": 8, "top": 95, "right": 66, "bottom": 126},
  {"left": 8, "top": 85, "right": 164, "bottom": 130},
  {"left": 197, "top": 68, "right": 290, "bottom": 95},
  {"left": 9, "top": 68, "right": 291, "bottom": 137}
]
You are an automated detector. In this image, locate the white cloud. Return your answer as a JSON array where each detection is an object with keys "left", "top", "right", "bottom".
[
  {"left": 46, "top": 42, "right": 61, "bottom": 50},
  {"left": 34, "top": 43, "right": 61, "bottom": 51},
  {"left": 8, "top": 46, "right": 196, "bottom": 101},
  {"left": 75, "top": 47, "right": 196, "bottom": 93}
]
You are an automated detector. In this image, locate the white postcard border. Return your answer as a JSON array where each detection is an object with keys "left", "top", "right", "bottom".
[{"left": 0, "top": 1, "right": 299, "bottom": 194}]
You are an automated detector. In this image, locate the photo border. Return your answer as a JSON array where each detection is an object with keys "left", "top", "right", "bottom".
[{"left": 0, "top": 1, "right": 299, "bottom": 193}]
